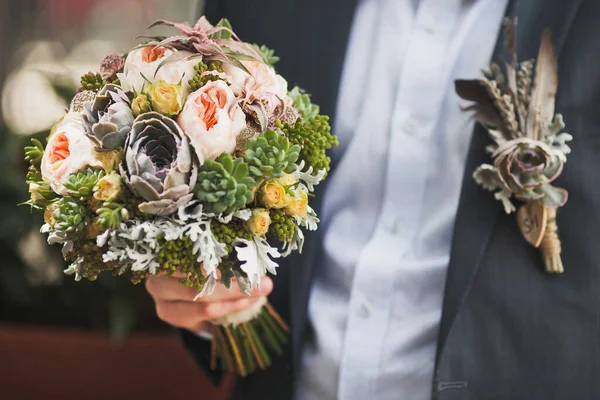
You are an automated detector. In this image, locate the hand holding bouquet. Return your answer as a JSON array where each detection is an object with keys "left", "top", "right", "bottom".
[{"left": 23, "top": 16, "right": 337, "bottom": 375}]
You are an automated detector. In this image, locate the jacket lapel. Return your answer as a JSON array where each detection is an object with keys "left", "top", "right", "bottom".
[{"left": 436, "top": 0, "right": 584, "bottom": 362}]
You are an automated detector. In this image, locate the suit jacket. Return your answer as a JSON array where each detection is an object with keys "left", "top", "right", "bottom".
[{"left": 182, "top": 1, "right": 600, "bottom": 399}]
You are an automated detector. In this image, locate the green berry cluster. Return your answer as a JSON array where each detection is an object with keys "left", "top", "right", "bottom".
[
  {"left": 79, "top": 71, "right": 105, "bottom": 93},
  {"left": 211, "top": 219, "right": 254, "bottom": 254},
  {"left": 65, "top": 240, "right": 118, "bottom": 281},
  {"left": 281, "top": 115, "right": 337, "bottom": 176},
  {"left": 188, "top": 61, "right": 225, "bottom": 92},
  {"left": 156, "top": 235, "right": 206, "bottom": 292},
  {"left": 268, "top": 209, "right": 297, "bottom": 243}
]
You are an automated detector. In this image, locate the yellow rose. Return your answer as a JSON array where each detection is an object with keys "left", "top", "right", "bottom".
[
  {"left": 261, "top": 180, "right": 290, "bottom": 209},
  {"left": 147, "top": 80, "right": 183, "bottom": 117},
  {"left": 132, "top": 94, "right": 152, "bottom": 116},
  {"left": 44, "top": 202, "right": 58, "bottom": 226},
  {"left": 277, "top": 174, "right": 297, "bottom": 187},
  {"left": 28, "top": 182, "right": 45, "bottom": 202},
  {"left": 285, "top": 190, "right": 308, "bottom": 219},
  {"left": 93, "top": 172, "right": 122, "bottom": 201},
  {"left": 247, "top": 208, "right": 272, "bottom": 236}
]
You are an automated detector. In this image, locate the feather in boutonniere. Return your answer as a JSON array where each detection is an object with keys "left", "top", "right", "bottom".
[{"left": 455, "top": 18, "right": 572, "bottom": 274}]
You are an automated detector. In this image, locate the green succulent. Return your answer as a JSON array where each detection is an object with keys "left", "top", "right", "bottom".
[
  {"left": 245, "top": 130, "right": 300, "bottom": 178},
  {"left": 289, "top": 86, "right": 319, "bottom": 122},
  {"left": 64, "top": 168, "right": 106, "bottom": 198},
  {"left": 96, "top": 202, "right": 129, "bottom": 230},
  {"left": 195, "top": 153, "right": 256, "bottom": 214},
  {"left": 53, "top": 197, "right": 91, "bottom": 235},
  {"left": 255, "top": 44, "right": 280, "bottom": 66},
  {"left": 79, "top": 71, "right": 105, "bottom": 93},
  {"left": 24, "top": 138, "right": 44, "bottom": 165},
  {"left": 188, "top": 61, "right": 225, "bottom": 92}
]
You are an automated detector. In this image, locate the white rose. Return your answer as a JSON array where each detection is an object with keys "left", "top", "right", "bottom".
[
  {"left": 41, "top": 113, "right": 102, "bottom": 195},
  {"left": 222, "top": 60, "right": 288, "bottom": 108},
  {"left": 177, "top": 80, "right": 246, "bottom": 163},
  {"left": 117, "top": 45, "right": 197, "bottom": 96}
]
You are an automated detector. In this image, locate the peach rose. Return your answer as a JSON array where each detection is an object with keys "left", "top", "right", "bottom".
[
  {"left": 118, "top": 45, "right": 196, "bottom": 96},
  {"left": 40, "top": 113, "right": 102, "bottom": 195},
  {"left": 177, "top": 80, "right": 246, "bottom": 163}
]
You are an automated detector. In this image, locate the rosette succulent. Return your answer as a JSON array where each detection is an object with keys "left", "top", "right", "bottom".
[
  {"left": 82, "top": 84, "right": 135, "bottom": 151},
  {"left": 245, "top": 130, "right": 300, "bottom": 178},
  {"left": 195, "top": 153, "right": 256, "bottom": 214},
  {"left": 474, "top": 138, "right": 567, "bottom": 213},
  {"left": 120, "top": 112, "right": 197, "bottom": 216}
]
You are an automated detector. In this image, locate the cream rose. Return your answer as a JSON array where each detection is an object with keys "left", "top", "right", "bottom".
[
  {"left": 277, "top": 173, "right": 298, "bottom": 187},
  {"left": 177, "top": 80, "right": 246, "bottom": 163},
  {"left": 261, "top": 180, "right": 289, "bottom": 209},
  {"left": 285, "top": 190, "right": 308, "bottom": 219},
  {"left": 146, "top": 80, "right": 183, "bottom": 116},
  {"left": 247, "top": 208, "right": 272, "bottom": 236},
  {"left": 93, "top": 172, "right": 122, "bottom": 201},
  {"left": 41, "top": 113, "right": 103, "bottom": 195},
  {"left": 118, "top": 46, "right": 196, "bottom": 96},
  {"left": 222, "top": 60, "right": 288, "bottom": 109}
]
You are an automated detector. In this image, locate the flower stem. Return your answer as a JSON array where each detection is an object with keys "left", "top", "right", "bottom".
[{"left": 224, "top": 325, "right": 247, "bottom": 376}]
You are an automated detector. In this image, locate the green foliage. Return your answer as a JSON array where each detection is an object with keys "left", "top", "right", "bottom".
[
  {"left": 268, "top": 208, "right": 297, "bottom": 243},
  {"left": 281, "top": 115, "right": 337, "bottom": 175},
  {"left": 289, "top": 87, "right": 319, "bottom": 122},
  {"left": 245, "top": 130, "right": 300, "bottom": 178},
  {"left": 79, "top": 71, "right": 105, "bottom": 93},
  {"left": 64, "top": 168, "right": 106, "bottom": 198},
  {"left": 195, "top": 153, "right": 256, "bottom": 214},
  {"left": 211, "top": 219, "right": 254, "bottom": 254},
  {"left": 155, "top": 235, "right": 205, "bottom": 289},
  {"left": 24, "top": 139, "right": 44, "bottom": 165},
  {"left": 255, "top": 44, "right": 280, "bottom": 66},
  {"left": 53, "top": 197, "right": 91, "bottom": 235},
  {"left": 96, "top": 202, "right": 128, "bottom": 230},
  {"left": 209, "top": 18, "right": 233, "bottom": 40},
  {"left": 22, "top": 138, "right": 56, "bottom": 209},
  {"left": 188, "top": 61, "right": 225, "bottom": 92}
]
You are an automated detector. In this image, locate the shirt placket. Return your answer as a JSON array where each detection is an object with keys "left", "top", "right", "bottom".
[{"left": 337, "top": 1, "right": 461, "bottom": 399}]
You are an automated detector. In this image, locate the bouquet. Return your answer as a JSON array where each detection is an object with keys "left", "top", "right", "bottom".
[{"left": 22, "top": 16, "right": 337, "bottom": 376}]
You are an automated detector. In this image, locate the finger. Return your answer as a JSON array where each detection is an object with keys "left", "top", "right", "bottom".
[
  {"left": 154, "top": 297, "right": 263, "bottom": 330},
  {"left": 145, "top": 275, "right": 201, "bottom": 301}
]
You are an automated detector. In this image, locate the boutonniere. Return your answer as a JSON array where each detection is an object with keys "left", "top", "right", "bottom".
[{"left": 455, "top": 18, "right": 572, "bottom": 274}]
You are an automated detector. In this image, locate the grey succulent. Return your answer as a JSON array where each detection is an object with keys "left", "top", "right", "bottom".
[
  {"left": 120, "top": 112, "right": 197, "bottom": 216},
  {"left": 82, "top": 84, "right": 135, "bottom": 151},
  {"left": 474, "top": 138, "right": 567, "bottom": 213}
]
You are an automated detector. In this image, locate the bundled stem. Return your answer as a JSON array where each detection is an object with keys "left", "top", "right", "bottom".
[
  {"left": 210, "top": 302, "right": 288, "bottom": 376},
  {"left": 540, "top": 208, "right": 563, "bottom": 274}
]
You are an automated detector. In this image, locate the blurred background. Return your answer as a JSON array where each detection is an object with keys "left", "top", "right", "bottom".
[{"left": 0, "top": 1, "right": 233, "bottom": 398}]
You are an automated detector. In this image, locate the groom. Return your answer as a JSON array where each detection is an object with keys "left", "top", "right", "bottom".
[{"left": 146, "top": 1, "right": 600, "bottom": 399}]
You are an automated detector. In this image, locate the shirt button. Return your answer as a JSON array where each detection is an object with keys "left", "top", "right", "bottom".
[
  {"left": 402, "top": 117, "right": 420, "bottom": 135},
  {"left": 357, "top": 302, "right": 372, "bottom": 318},
  {"left": 384, "top": 218, "right": 399, "bottom": 234}
]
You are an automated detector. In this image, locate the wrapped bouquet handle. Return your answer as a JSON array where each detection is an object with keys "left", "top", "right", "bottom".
[
  {"left": 22, "top": 15, "right": 337, "bottom": 376},
  {"left": 210, "top": 298, "right": 289, "bottom": 375}
]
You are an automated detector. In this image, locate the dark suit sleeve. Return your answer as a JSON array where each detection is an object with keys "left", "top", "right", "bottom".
[{"left": 179, "top": 329, "right": 224, "bottom": 385}]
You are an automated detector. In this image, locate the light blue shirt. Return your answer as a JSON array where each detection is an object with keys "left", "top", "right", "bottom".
[{"left": 297, "top": 0, "right": 508, "bottom": 399}]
